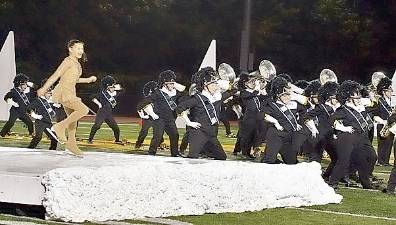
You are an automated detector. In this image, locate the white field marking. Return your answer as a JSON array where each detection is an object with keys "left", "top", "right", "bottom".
[
  {"left": 0, "top": 221, "right": 39, "bottom": 225},
  {"left": 0, "top": 214, "right": 74, "bottom": 225},
  {"left": 292, "top": 208, "right": 396, "bottom": 221}
]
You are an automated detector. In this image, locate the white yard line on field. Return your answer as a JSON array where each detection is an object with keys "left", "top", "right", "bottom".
[{"left": 292, "top": 208, "right": 396, "bottom": 221}]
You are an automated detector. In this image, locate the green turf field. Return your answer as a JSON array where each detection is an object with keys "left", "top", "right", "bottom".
[{"left": 0, "top": 120, "right": 395, "bottom": 225}]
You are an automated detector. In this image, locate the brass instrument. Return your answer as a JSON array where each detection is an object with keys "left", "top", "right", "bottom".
[
  {"left": 380, "top": 108, "right": 396, "bottom": 137},
  {"left": 319, "top": 69, "right": 338, "bottom": 85},
  {"left": 258, "top": 60, "right": 277, "bottom": 81}
]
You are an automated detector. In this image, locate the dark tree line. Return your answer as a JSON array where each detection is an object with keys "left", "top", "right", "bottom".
[{"left": 1, "top": 0, "right": 396, "bottom": 114}]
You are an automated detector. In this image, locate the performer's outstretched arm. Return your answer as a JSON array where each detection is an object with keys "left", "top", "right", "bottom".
[{"left": 37, "top": 59, "right": 71, "bottom": 96}]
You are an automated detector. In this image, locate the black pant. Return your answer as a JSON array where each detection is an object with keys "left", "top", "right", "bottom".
[
  {"left": 239, "top": 118, "right": 258, "bottom": 156},
  {"left": 329, "top": 132, "right": 377, "bottom": 188},
  {"left": 88, "top": 108, "right": 120, "bottom": 142},
  {"left": 0, "top": 108, "right": 33, "bottom": 136},
  {"left": 135, "top": 119, "right": 153, "bottom": 148},
  {"left": 188, "top": 128, "right": 226, "bottom": 160},
  {"left": 254, "top": 119, "right": 268, "bottom": 147},
  {"left": 180, "top": 127, "right": 191, "bottom": 153},
  {"left": 387, "top": 144, "right": 396, "bottom": 192},
  {"left": 28, "top": 120, "right": 57, "bottom": 150},
  {"left": 148, "top": 119, "right": 179, "bottom": 156},
  {"left": 310, "top": 131, "right": 335, "bottom": 163},
  {"left": 261, "top": 127, "right": 305, "bottom": 164},
  {"left": 388, "top": 167, "right": 396, "bottom": 192},
  {"left": 376, "top": 124, "right": 394, "bottom": 165}
]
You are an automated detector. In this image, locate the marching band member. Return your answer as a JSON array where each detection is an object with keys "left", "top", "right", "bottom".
[
  {"left": 373, "top": 77, "right": 394, "bottom": 166},
  {"left": 0, "top": 73, "right": 34, "bottom": 137},
  {"left": 135, "top": 81, "right": 160, "bottom": 150},
  {"left": 145, "top": 70, "right": 185, "bottom": 157},
  {"left": 27, "top": 83, "right": 58, "bottom": 150},
  {"left": 328, "top": 81, "right": 377, "bottom": 189},
  {"left": 300, "top": 80, "right": 321, "bottom": 161},
  {"left": 236, "top": 72, "right": 262, "bottom": 159},
  {"left": 176, "top": 67, "right": 229, "bottom": 159},
  {"left": 260, "top": 77, "right": 307, "bottom": 164},
  {"left": 306, "top": 82, "right": 339, "bottom": 177},
  {"left": 88, "top": 76, "right": 123, "bottom": 144}
]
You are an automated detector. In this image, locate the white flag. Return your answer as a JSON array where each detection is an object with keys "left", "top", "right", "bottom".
[
  {"left": 0, "top": 31, "right": 16, "bottom": 121},
  {"left": 199, "top": 40, "right": 216, "bottom": 71}
]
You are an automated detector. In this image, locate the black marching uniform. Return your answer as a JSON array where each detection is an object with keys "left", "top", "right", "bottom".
[
  {"left": 88, "top": 89, "right": 121, "bottom": 143},
  {"left": 27, "top": 97, "right": 58, "bottom": 150},
  {"left": 176, "top": 92, "right": 227, "bottom": 159},
  {"left": 238, "top": 89, "right": 262, "bottom": 157},
  {"left": 261, "top": 100, "right": 306, "bottom": 164},
  {"left": 329, "top": 104, "right": 377, "bottom": 188},
  {"left": 373, "top": 77, "right": 395, "bottom": 165},
  {"left": 147, "top": 88, "right": 183, "bottom": 156},
  {"left": 0, "top": 88, "right": 34, "bottom": 137}
]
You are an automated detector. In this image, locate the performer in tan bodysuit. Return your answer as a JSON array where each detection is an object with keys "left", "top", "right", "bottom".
[{"left": 37, "top": 39, "right": 96, "bottom": 156}]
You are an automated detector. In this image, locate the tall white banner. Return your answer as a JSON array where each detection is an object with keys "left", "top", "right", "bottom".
[
  {"left": 0, "top": 31, "right": 16, "bottom": 121},
  {"left": 199, "top": 40, "right": 216, "bottom": 70}
]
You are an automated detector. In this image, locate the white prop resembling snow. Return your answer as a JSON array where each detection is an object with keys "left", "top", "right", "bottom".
[{"left": 42, "top": 154, "right": 342, "bottom": 222}]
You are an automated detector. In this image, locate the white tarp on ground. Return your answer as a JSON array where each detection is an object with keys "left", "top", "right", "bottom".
[
  {"left": 41, "top": 153, "right": 342, "bottom": 222},
  {"left": 0, "top": 31, "right": 16, "bottom": 121}
]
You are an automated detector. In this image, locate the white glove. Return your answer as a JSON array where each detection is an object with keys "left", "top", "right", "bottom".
[
  {"left": 289, "top": 83, "right": 304, "bottom": 94},
  {"left": 92, "top": 98, "right": 102, "bottom": 108},
  {"left": 174, "top": 82, "right": 186, "bottom": 92},
  {"left": 31, "top": 112, "right": 43, "bottom": 120},
  {"left": 143, "top": 104, "right": 159, "bottom": 120},
  {"left": 274, "top": 122, "right": 284, "bottom": 131},
  {"left": 187, "top": 121, "right": 201, "bottom": 129},
  {"left": 296, "top": 124, "right": 303, "bottom": 131},
  {"left": 360, "top": 98, "right": 373, "bottom": 107},
  {"left": 6, "top": 98, "right": 19, "bottom": 107},
  {"left": 27, "top": 82, "right": 34, "bottom": 88},
  {"left": 373, "top": 116, "right": 387, "bottom": 125},
  {"left": 138, "top": 110, "right": 149, "bottom": 119},
  {"left": 334, "top": 121, "right": 354, "bottom": 133},
  {"left": 232, "top": 105, "right": 243, "bottom": 119},
  {"left": 217, "top": 80, "right": 230, "bottom": 91},
  {"left": 23, "top": 87, "right": 31, "bottom": 94},
  {"left": 264, "top": 114, "right": 284, "bottom": 131},
  {"left": 114, "top": 84, "right": 122, "bottom": 91},
  {"left": 305, "top": 119, "right": 319, "bottom": 138},
  {"left": 180, "top": 110, "right": 201, "bottom": 129},
  {"left": 52, "top": 103, "right": 62, "bottom": 108},
  {"left": 290, "top": 92, "right": 308, "bottom": 105}
]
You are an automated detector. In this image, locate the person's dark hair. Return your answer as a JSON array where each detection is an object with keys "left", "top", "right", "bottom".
[{"left": 67, "top": 39, "right": 87, "bottom": 62}]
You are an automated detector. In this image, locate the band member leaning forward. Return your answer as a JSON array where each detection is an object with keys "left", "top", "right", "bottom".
[{"left": 37, "top": 39, "right": 97, "bottom": 156}]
